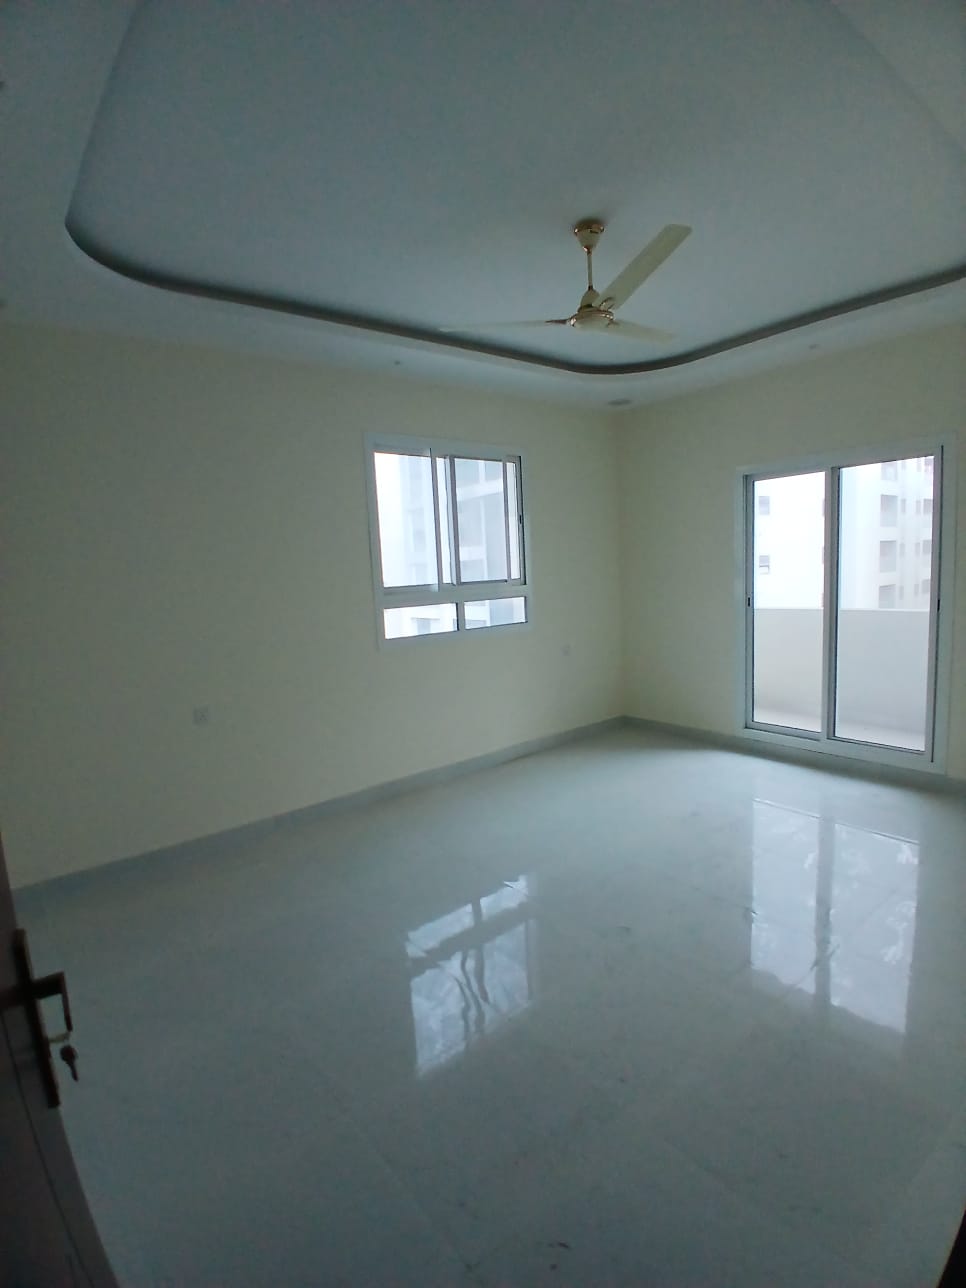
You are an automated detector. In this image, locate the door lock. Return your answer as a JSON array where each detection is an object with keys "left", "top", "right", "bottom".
[{"left": 12, "top": 928, "right": 79, "bottom": 1107}]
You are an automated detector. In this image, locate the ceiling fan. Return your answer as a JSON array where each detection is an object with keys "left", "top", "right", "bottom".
[{"left": 442, "top": 219, "right": 691, "bottom": 344}]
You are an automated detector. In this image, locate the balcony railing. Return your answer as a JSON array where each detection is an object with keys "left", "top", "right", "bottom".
[{"left": 753, "top": 608, "right": 929, "bottom": 750}]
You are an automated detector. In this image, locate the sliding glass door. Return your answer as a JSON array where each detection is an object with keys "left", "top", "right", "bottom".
[
  {"left": 750, "top": 472, "right": 826, "bottom": 732},
  {"left": 746, "top": 451, "right": 941, "bottom": 758}
]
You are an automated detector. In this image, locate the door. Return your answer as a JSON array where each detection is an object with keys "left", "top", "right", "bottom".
[
  {"left": 746, "top": 450, "right": 943, "bottom": 761},
  {"left": 0, "top": 836, "right": 118, "bottom": 1287}
]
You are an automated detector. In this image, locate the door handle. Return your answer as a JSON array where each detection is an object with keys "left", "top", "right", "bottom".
[{"left": 12, "top": 928, "right": 77, "bottom": 1108}]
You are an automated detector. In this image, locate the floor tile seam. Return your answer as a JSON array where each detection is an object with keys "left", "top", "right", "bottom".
[
  {"left": 671, "top": 887, "right": 851, "bottom": 953},
  {"left": 521, "top": 936, "right": 751, "bottom": 1014},
  {"left": 316, "top": 1111, "right": 479, "bottom": 1274},
  {"left": 763, "top": 1050, "right": 962, "bottom": 1133},
  {"left": 341, "top": 1118, "right": 519, "bottom": 1275},
  {"left": 744, "top": 854, "right": 908, "bottom": 906},
  {"left": 651, "top": 1009, "right": 844, "bottom": 1112},
  {"left": 667, "top": 895, "right": 957, "bottom": 992},
  {"left": 716, "top": 1000, "right": 957, "bottom": 1118},
  {"left": 496, "top": 1016, "right": 650, "bottom": 1108},
  {"left": 588, "top": 1113, "right": 886, "bottom": 1283},
  {"left": 253, "top": 1013, "right": 417, "bottom": 1117},
  {"left": 64, "top": 1058, "right": 351, "bottom": 1140},
  {"left": 844, "top": 1141, "right": 966, "bottom": 1281},
  {"left": 641, "top": 1109, "right": 898, "bottom": 1269},
  {"left": 345, "top": 1043, "right": 622, "bottom": 1169},
  {"left": 835, "top": 1211, "right": 958, "bottom": 1287},
  {"left": 403, "top": 1128, "right": 645, "bottom": 1276},
  {"left": 627, "top": 935, "right": 788, "bottom": 992},
  {"left": 453, "top": 1173, "right": 629, "bottom": 1283}
]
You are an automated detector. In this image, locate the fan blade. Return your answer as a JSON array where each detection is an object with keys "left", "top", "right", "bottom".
[
  {"left": 606, "top": 320, "right": 675, "bottom": 344},
  {"left": 597, "top": 224, "right": 691, "bottom": 311},
  {"left": 439, "top": 319, "right": 571, "bottom": 333}
]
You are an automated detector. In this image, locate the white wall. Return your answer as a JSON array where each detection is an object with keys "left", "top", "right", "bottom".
[
  {"left": 618, "top": 325, "right": 966, "bottom": 776},
  {"left": 0, "top": 325, "right": 622, "bottom": 885}
]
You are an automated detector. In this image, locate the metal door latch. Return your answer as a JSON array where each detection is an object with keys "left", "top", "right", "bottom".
[
  {"left": 12, "top": 928, "right": 79, "bottom": 1107},
  {"left": 60, "top": 1043, "right": 79, "bottom": 1081}
]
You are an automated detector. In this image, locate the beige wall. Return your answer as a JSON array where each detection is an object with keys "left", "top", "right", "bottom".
[
  {"left": 1, "top": 325, "right": 622, "bottom": 885},
  {"left": 4, "top": 322, "right": 962, "bottom": 887},
  {"left": 618, "top": 325, "right": 966, "bottom": 775}
]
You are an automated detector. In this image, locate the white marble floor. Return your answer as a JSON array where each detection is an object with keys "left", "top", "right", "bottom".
[{"left": 15, "top": 727, "right": 966, "bottom": 1286}]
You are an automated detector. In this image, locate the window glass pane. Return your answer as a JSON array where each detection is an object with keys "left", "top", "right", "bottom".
[
  {"left": 454, "top": 457, "right": 508, "bottom": 582},
  {"left": 436, "top": 456, "right": 455, "bottom": 584},
  {"left": 506, "top": 460, "right": 522, "bottom": 580},
  {"left": 835, "top": 456, "right": 934, "bottom": 751},
  {"left": 383, "top": 604, "right": 457, "bottom": 639},
  {"left": 464, "top": 597, "right": 526, "bottom": 629},
  {"left": 373, "top": 452, "right": 436, "bottom": 588},
  {"left": 752, "top": 473, "right": 825, "bottom": 732}
]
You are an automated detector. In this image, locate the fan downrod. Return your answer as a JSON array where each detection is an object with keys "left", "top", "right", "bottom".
[{"left": 572, "top": 219, "right": 610, "bottom": 320}]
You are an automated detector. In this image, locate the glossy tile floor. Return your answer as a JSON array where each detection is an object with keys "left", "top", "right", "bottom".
[{"left": 16, "top": 727, "right": 966, "bottom": 1286}]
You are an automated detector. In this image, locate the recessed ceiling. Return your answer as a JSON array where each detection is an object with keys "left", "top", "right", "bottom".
[{"left": 2, "top": 0, "right": 964, "bottom": 404}]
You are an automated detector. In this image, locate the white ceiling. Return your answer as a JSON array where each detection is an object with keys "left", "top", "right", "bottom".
[{"left": 1, "top": 0, "right": 964, "bottom": 407}]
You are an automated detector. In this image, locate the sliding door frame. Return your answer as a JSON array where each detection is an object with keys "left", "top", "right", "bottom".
[{"left": 736, "top": 437, "right": 955, "bottom": 774}]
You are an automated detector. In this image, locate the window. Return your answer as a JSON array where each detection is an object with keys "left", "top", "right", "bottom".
[
  {"left": 923, "top": 498, "right": 933, "bottom": 517},
  {"left": 758, "top": 495, "right": 770, "bottom": 516},
  {"left": 880, "top": 494, "right": 898, "bottom": 524},
  {"left": 879, "top": 540, "right": 897, "bottom": 573},
  {"left": 878, "top": 583, "right": 897, "bottom": 609},
  {"left": 923, "top": 538, "right": 932, "bottom": 555},
  {"left": 367, "top": 438, "right": 528, "bottom": 641},
  {"left": 758, "top": 554, "right": 771, "bottom": 574},
  {"left": 919, "top": 577, "right": 931, "bottom": 599},
  {"left": 880, "top": 461, "right": 898, "bottom": 481}
]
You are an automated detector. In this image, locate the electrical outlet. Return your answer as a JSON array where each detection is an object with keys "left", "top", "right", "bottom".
[{"left": 192, "top": 705, "right": 210, "bottom": 726}]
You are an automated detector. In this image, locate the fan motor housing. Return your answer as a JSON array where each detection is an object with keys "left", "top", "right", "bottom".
[
  {"left": 573, "top": 219, "right": 605, "bottom": 252},
  {"left": 571, "top": 305, "right": 615, "bottom": 330}
]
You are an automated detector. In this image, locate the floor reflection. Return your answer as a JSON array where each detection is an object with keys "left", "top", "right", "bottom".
[
  {"left": 752, "top": 800, "right": 918, "bottom": 1033},
  {"left": 406, "top": 876, "right": 534, "bottom": 1074}
]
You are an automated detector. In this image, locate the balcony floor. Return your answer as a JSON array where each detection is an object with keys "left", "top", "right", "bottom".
[{"left": 754, "top": 708, "right": 925, "bottom": 753}]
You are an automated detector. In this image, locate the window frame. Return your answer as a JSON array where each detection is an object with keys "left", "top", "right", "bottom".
[
  {"left": 364, "top": 433, "right": 531, "bottom": 645},
  {"left": 734, "top": 439, "right": 955, "bottom": 773}
]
